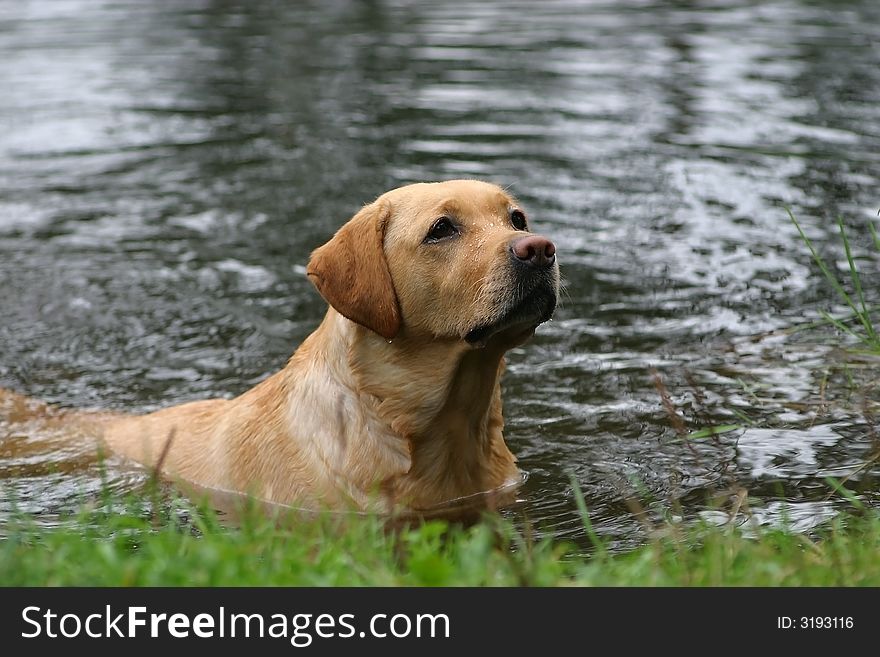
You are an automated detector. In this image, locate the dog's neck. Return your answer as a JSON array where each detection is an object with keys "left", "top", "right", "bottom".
[{"left": 294, "top": 309, "right": 519, "bottom": 510}]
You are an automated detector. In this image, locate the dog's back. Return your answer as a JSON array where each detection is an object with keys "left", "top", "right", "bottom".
[{"left": 0, "top": 387, "right": 114, "bottom": 467}]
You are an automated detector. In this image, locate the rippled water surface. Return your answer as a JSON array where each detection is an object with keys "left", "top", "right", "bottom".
[{"left": 2, "top": 0, "right": 880, "bottom": 546}]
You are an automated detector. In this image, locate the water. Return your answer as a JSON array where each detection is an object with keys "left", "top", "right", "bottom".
[{"left": 2, "top": 0, "right": 880, "bottom": 548}]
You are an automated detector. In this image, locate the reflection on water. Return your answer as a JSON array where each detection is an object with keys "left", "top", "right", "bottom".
[{"left": 1, "top": 0, "right": 879, "bottom": 547}]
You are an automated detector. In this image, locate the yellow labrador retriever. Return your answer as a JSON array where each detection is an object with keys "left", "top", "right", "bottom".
[{"left": 2, "top": 180, "right": 559, "bottom": 513}]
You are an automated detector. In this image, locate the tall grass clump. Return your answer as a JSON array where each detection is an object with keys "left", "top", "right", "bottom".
[
  {"left": 789, "top": 209, "right": 880, "bottom": 350},
  {"left": 3, "top": 489, "right": 880, "bottom": 586}
]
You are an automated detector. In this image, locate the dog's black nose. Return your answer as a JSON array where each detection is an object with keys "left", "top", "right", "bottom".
[{"left": 510, "top": 235, "right": 556, "bottom": 268}]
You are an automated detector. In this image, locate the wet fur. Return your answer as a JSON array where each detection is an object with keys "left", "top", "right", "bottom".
[{"left": 2, "top": 180, "right": 559, "bottom": 512}]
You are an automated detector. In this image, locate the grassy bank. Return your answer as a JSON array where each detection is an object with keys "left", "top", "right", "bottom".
[{"left": 2, "top": 493, "right": 879, "bottom": 586}]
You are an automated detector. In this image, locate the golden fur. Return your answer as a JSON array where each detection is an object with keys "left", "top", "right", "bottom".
[{"left": 2, "top": 180, "right": 559, "bottom": 513}]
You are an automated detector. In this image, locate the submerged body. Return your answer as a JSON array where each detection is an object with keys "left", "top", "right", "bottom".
[{"left": 6, "top": 180, "right": 560, "bottom": 513}]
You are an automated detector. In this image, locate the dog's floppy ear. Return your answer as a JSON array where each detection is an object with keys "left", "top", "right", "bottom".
[{"left": 306, "top": 200, "right": 401, "bottom": 340}]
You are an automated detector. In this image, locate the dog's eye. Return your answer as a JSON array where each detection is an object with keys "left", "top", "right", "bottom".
[
  {"left": 510, "top": 209, "right": 528, "bottom": 231},
  {"left": 425, "top": 217, "right": 459, "bottom": 243}
]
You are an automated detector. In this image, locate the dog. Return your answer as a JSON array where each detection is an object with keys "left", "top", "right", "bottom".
[{"left": 1, "top": 180, "right": 559, "bottom": 514}]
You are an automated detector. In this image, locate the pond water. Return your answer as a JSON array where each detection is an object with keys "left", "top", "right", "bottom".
[{"left": 1, "top": 0, "right": 879, "bottom": 549}]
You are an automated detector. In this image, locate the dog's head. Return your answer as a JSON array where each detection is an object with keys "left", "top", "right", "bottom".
[{"left": 307, "top": 180, "right": 559, "bottom": 348}]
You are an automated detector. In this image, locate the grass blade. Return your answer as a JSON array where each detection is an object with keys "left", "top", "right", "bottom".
[
  {"left": 836, "top": 216, "right": 875, "bottom": 341},
  {"left": 789, "top": 208, "right": 879, "bottom": 350},
  {"left": 824, "top": 476, "right": 865, "bottom": 510},
  {"left": 571, "top": 477, "right": 607, "bottom": 559},
  {"left": 686, "top": 424, "right": 742, "bottom": 440},
  {"left": 870, "top": 219, "right": 880, "bottom": 255},
  {"left": 788, "top": 209, "right": 858, "bottom": 313},
  {"left": 819, "top": 310, "right": 869, "bottom": 345}
]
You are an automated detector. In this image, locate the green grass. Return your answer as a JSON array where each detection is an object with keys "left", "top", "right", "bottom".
[
  {"left": 789, "top": 209, "right": 880, "bottom": 350},
  {"left": 2, "top": 493, "right": 880, "bottom": 586}
]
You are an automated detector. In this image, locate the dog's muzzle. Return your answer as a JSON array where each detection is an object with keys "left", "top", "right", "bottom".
[{"left": 464, "top": 235, "right": 559, "bottom": 345}]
